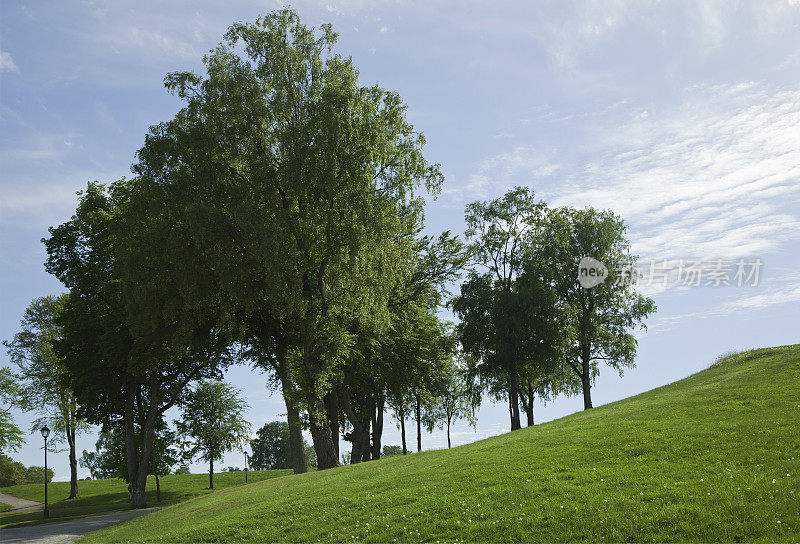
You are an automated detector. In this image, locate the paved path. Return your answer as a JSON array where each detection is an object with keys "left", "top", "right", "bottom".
[
  {"left": 1, "top": 508, "right": 158, "bottom": 544},
  {"left": 0, "top": 492, "right": 42, "bottom": 513}
]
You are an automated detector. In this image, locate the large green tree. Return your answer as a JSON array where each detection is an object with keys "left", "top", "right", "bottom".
[
  {"left": 541, "top": 207, "right": 656, "bottom": 410},
  {"left": 454, "top": 187, "right": 560, "bottom": 431},
  {"left": 249, "top": 421, "right": 292, "bottom": 470},
  {"left": 44, "top": 182, "right": 229, "bottom": 508},
  {"left": 4, "top": 294, "right": 90, "bottom": 499},
  {"left": 127, "top": 10, "right": 444, "bottom": 469},
  {"left": 0, "top": 368, "right": 23, "bottom": 454},
  {"left": 175, "top": 380, "right": 251, "bottom": 489}
]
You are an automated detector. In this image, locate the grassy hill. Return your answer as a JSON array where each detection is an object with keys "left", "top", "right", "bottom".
[
  {"left": 82, "top": 346, "right": 799, "bottom": 542},
  {"left": 0, "top": 469, "right": 291, "bottom": 528}
]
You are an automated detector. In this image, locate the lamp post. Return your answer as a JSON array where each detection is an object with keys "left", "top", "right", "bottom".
[
  {"left": 243, "top": 449, "right": 249, "bottom": 483},
  {"left": 40, "top": 426, "right": 50, "bottom": 519}
]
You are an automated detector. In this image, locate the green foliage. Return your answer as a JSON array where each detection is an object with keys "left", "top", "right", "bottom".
[
  {"left": 304, "top": 443, "right": 318, "bottom": 469},
  {"left": 84, "top": 345, "right": 800, "bottom": 543},
  {"left": 80, "top": 422, "right": 180, "bottom": 481},
  {"left": 175, "top": 381, "right": 250, "bottom": 468},
  {"left": 0, "top": 368, "right": 23, "bottom": 454},
  {"left": 0, "top": 455, "right": 53, "bottom": 487},
  {"left": 381, "top": 445, "right": 402, "bottom": 456},
  {"left": 541, "top": 207, "right": 656, "bottom": 407},
  {"left": 454, "top": 187, "right": 566, "bottom": 429},
  {"left": 1, "top": 469, "right": 290, "bottom": 528},
  {"left": 249, "top": 422, "right": 291, "bottom": 471}
]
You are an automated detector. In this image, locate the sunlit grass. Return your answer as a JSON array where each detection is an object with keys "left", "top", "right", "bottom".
[
  {"left": 0, "top": 469, "right": 290, "bottom": 528},
  {"left": 82, "top": 345, "right": 800, "bottom": 542}
]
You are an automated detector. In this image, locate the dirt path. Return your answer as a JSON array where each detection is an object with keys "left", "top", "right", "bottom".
[
  {"left": 0, "top": 491, "right": 43, "bottom": 513},
  {"left": 0, "top": 508, "right": 158, "bottom": 544}
]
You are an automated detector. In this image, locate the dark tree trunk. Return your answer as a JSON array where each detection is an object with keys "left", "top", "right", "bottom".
[
  {"left": 285, "top": 398, "right": 308, "bottom": 474},
  {"left": 415, "top": 392, "right": 422, "bottom": 453},
  {"left": 209, "top": 458, "right": 214, "bottom": 489},
  {"left": 155, "top": 474, "right": 161, "bottom": 502},
  {"left": 277, "top": 361, "right": 307, "bottom": 474},
  {"left": 508, "top": 360, "right": 522, "bottom": 430},
  {"left": 124, "top": 387, "right": 138, "bottom": 503},
  {"left": 582, "top": 344, "right": 593, "bottom": 410},
  {"left": 299, "top": 327, "right": 340, "bottom": 470},
  {"left": 581, "top": 371, "right": 593, "bottom": 409},
  {"left": 447, "top": 418, "right": 452, "bottom": 449},
  {"left": 67, "top": 427, "right": 79, "bottom": 499},
  {"left": 400, "top": 415, "right": 407, "bottom": 455},
  {"left": 124, "top": 378, "right": 161, "bottom": 509},
  {"left": 306, "top": 394, "right": 341, "bottom": 470},
  {"left": 324, "top": 391, "right": 339, "bottom": 459},
  {"left": 371, "top": 394, "right": 384, "bottom": 460},
  {"left": 524, "top": 382, "right": 535, "bottom": 426}
]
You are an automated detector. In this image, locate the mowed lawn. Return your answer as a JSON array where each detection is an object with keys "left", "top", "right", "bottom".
[
  {"left": 0, "top": 469, "right": 290, "bottom": 528},
  {"left": 85, "top": 346, "right": 799, "bottom": 543}
]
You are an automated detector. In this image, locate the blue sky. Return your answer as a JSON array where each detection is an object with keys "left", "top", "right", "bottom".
[{"left": 2, "top": 1, "right": 799, "bottom": 480}]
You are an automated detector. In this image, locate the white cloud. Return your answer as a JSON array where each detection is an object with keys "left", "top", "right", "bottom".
[
  {"left": 0, "top": 50, "right": 19, "bottom": 73},
  {"left": 455, "top": 82, "right": 800, "bottom": 265}
]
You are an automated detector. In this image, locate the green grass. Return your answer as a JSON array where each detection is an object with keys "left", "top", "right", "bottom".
[
  {"left": 0, "top": 502, "right": 11, "bottom": 512},
  {"left": 0, "top": 469, "right": 290, "bottom": 528},
  {"left": 85, "top": 345, "right": 800, "bottom": 542}
]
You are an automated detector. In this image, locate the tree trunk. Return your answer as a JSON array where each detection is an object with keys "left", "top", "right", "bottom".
[
  {"left": 324, "top": 391, "right": 339, "bottom": 459},
  {"left": 582, "top": 345, "right": 593, "bottom": 410},
  {"left": 155, "top": 474, "right": 161, "bottom": 502},
  {"left": 277, "top": 363, "right": 307, "bottom": 474},
  {"left": 306, "top": 395, "right": 340, "bottom": 470},
  {"left": 524, "top": 382, "right": 535, "bottom": 426},
  {"left": 209, "top": 458, "right": 214, "bottom": 489},
  {"left": 447, "top": 419, "right": 451, "bottom": 449},
  {"left": 508, "top": 361, "right": 522, "bottom": 430},
  {"left": 400, "top": 415, "right": 407, "bottom": 455},
  {"left": 581, "top": 371, "right": 593, "bottom": 409},
  {"left": 415, "top": 392, "right": 422, "bottom": 453},
  {"left": 124, "top": 386, "right": 138, "bottom": 503},
  {"left": 285, "top": 398, "right": 308, "bottom": 474},
  {"left": 67, "top": 427, "right": 79, "bottom": 499},
  {"left": 371, "top": 394, "right": 384, "bottom": 460}
]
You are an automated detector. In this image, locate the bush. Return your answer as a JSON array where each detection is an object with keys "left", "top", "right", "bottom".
[
  {"left": 382, "top": 445, "right": 403, "bottom": 456},
  {"left": 0, "top": 454, "right": 54, "bottom": 486}
]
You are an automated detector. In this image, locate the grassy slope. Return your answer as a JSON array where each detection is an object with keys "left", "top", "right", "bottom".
[
  {"left": 0, "top": 469, "right": 290, "bottom": 528},
  {"left": 89, "top": 346, "right": 800, "bottom": 542}
]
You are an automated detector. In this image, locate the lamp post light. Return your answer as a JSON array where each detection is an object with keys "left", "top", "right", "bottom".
[
  {"left": 243, "top": 449, "right": 249, "bottom": 484},
  {"left": 40, "top": 426, "right": 50, "bottom": 519}
]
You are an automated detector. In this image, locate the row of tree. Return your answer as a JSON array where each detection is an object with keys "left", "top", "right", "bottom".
[{"left": 0, "top": 9, "right": 654, "bottom": 508}]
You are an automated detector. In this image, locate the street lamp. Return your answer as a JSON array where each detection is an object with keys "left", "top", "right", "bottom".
[
  {"left": 243, "top": 449, "right": 249, "bottom": 483},
  {"left": 40, "top": 426, "right": 50, "bottom": 519}
]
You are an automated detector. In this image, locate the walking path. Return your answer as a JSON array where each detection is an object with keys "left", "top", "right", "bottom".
[
  {"left": 0, "top": 492, "right": 43, "bottom": 513},
  {"left": 1, "top": 508, "right": 157, "bottom": 544}
]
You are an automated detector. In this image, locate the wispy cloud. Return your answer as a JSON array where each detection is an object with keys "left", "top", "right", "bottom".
[{"left": 0, "top": 50, "right": 19, "bottom": 73}]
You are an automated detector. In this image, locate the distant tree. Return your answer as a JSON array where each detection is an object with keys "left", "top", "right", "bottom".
[
  {"left": 382, "top": 445, "right": 402, "bottom": 456},
  {"left": 173, "top": 464, "right": 190, "bottom": 475},
  {"left": 0, "top": 368, "right": 24, "bottom": 454},
  {"left": 79, "top": 430, "right": 119, "bottom": 480},
  {"left": 4, "top": 294, "right": 91, "bottom": 499},
  {"left": 0, "top": 454, "right": 53, "bottom": 486},
  {"left": 455, "top": 187, "right": 547, "bottom": 431},
  {"left": 175, "top": 381, "right": 251, "bottom": 489},
  {"left": 304, "top": 442, "right": 318, "bottom": 470},
  {"left": 249, "top": 421, "right": 292, "bottom": 470},
  {"left": 541, "top": 207, "right": 656, "bottom": 409},
  {"left": 79, "top": 421, "right": 179, "bottom": 501},
  {"left": 434, "top": 364, "right": 476, "bottom": 448}
]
